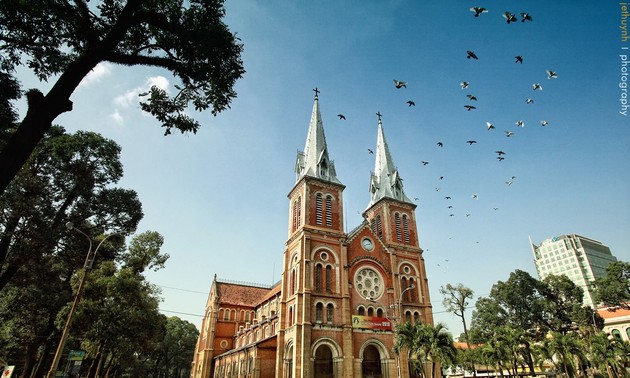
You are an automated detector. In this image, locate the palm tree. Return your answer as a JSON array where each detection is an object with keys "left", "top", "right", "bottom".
[
  {"left": 394, "top": 322, "right": 456, "bottom": 378},
  {"left": 539, "top": 331, "right": 585, "bottom": 378},
  {"left": 588, "top": 332, "right": 630, "bottom": 378}
]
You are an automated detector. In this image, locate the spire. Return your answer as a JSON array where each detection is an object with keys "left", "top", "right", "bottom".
[
  {"left": 367, "top": 113, "right": 413, "bottom": 208},
  {"left": 295, "top": 89, "right": 341, "bottom": 185}
]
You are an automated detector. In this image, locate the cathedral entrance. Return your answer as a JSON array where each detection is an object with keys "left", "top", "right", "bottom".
[
  {"left": 313, "top": 345, "right": 334, "bottom": 378},
  {"left": 361, "top": 345, "right": 382, "bottom": 378}
]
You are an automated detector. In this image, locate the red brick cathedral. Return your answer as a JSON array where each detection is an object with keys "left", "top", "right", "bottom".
[{"left": 191, "top": 93, "right": 434, "bottom": 378}]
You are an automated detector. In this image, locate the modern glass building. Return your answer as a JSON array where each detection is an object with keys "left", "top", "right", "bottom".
[{"left": 530, "top": 234, "right": 618, "bottom": 308}]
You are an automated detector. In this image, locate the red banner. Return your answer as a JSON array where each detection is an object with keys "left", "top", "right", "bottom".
[{"left": 351, "top": 316, "right": 392, "bottom": 330}]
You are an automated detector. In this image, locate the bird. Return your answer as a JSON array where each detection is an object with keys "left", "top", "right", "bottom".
[
  {"left": 466, "top": 50, "right": 479, "bottom": 60},
  {"left": 492, "top": 207, "right": 499, "bottom": 211},
  {"left": 503, "top": 11, "right": 518, "bottom": 23},
  {"left": 464, "top": 105, "right": 477, "bottom": 111},
  {"left": 449, "top": 214, "right": 455, "bottom": 217},
  {"left": 414, "top": 197, "right": 419, "bottom": 201},
  {"left": 506, "top": 180, "right": 514, "bottom": 186},
  {"left": 368, "top": 149, "right": 374, "bottom": 154},
  {"left": 466, "top": 140, "right": 477, "bottom": 145},
  {"left": 505, "top": 131, "right": 515, "bottom": 137},
  {"left": 467, "top": 94, "right": 478, "bottom": 101},
  {"left": 445, "top": 196, "right": 452, "bottom": 200},
  {"left": 496, "top": 150, "right": 506, "bottom": 155},
  {"left": 541, "top": 120, "right": 549, "bottom": 126},
  {"left": 337, "top": 114, "right": 346, "bottom": 120},
  {"left": 435, "top": 187, "right": 441, "bottom": 192},
  {"left": 533, "top": 83, "right": 543, "bottom": 91},
  {"left": 515, "top": 120, "right": 525, "bottom": 127},
  {"left": 460, "top": 81, "right": 470, "bottom": 89},
  {"left": 439, "top": 176, "right": 444, "bottom": 180},
  {"left": 447, "top": 205, "right": 453, "bottom": 209},
  {"left": 436, "top": 142, "right": 443, "bottom": 147},
  {"left": 407, "top": 100, "right": 415, "bottom": 107},
  {"left": 472, "top": 194, "right": 478, "bottom": 200},
  {"left": 470, "top": 7, "right": 488, "bottom": 17},
  {"left": 486, "top": 122, "right": 495, "bottom": 130},
  {"left": 497, "top": 157, "right": 505, "bottom": 161},
  {"left": 421, "top": 161, "right": 429, "bottom": 166},
  {"left": 546, "top": 70, "right": 558, "bottom": 79},
  {"left": 393, "top": 79, "right": 407, "bottom": 88},
  {"left": 515, "top": 55, "right": 523, "bottom": 64},
  {"left": 520, "top": 12, "right": 533, "bottom": 22},
  {"left": 526, "top": 98, "right": 534, "bottom": 104},
  {"left": 509, "top": 176, "right": 517, "bottom": 180}
]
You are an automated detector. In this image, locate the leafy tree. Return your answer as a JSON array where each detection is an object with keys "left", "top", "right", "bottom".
[
  {"left": 150, "top": 317, "right": 199, "bottom": 378},
  {"left": 592, "top": 261, "right": 630, "bottom": 310},
  {"left": 440, "top": 283, "right": 476, "bottom": 377},
  {"left": 588, "top": 331, "right": 630, "bottom": 378},
  {"left": 0, "top": 0, "right": 245, "bottom": 195},
  {"left": 395, "top": 322, "right": 456, "bottom": 378},
  {"left": 537, "top": 331, "right": 586, "bottom": 378}
]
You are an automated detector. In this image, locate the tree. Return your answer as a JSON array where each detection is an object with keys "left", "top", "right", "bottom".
[
  {"left": 440, "top": 283, "right": 476, "bottom": 377},
  {"left": 592, "top": 261, "right": 630, "bottom": 310},
  {"left": 0, "top": 0, "right": 245, "bottom": 195},
  {"left": 538, "top": 331, "right": 585, "bottom": 378},
  {"left": 395, "top": 322, "right": 456, "bottom": 378},
  {"left": 588, "top": 331, "right": 630, "bottom": 378}
]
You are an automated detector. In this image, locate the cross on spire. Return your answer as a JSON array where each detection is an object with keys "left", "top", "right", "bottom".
[
  {"left": 313, "top": 87, "right": 320, "bottom": 99},
  {"left": 376, "top": 111, "right": 382, "bottom": 122}
]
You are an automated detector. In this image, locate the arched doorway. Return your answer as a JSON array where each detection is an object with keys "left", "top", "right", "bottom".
[
  {"left": 362, "top": 344, "right": 382, "bottom": 378},
  {"left": 314, "top": 344, "right": 334, "bottom": 378},
  {"left": 284, "top": 343, "right": 294, "bottom": 378}
]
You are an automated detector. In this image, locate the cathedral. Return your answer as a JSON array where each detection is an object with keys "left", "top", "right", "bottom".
[{"left": 191, "top": 92, "right": 434, "bottom": 378}]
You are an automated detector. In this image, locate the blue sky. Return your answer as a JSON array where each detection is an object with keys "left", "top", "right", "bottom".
[{"left": 13, "top": 1, "right": 630, "bottom": 336}]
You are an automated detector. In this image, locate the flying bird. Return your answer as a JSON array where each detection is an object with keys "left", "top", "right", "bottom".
[
  {"left": 466, "top": 140, "right": 477, "bottom": 145},
  {"left": 437, "top": 142, "right": 443, "bottom": 147},
  {"left": 393, "top": 79, "right": 407, "bottom": 88},
  {"left": 520, "top": 12, "right": 533, "bottom": 22},
  {"left": 496, "top": 150, "right": 506, "bottom": 156},
  {"left": 540, "top": 120, "right": 549, "bottom": 126},
  {"left": 546, "top": 70, "right": 558, "bottom": 79},
  {"left": 407, "top": 100, "right": 416, "bottom": 107},
  {"left": 503, "top": 11, "right": 517, "bottom": 24},
  {"left": 515, "top": 120, "right": 525, "bottom": 127},
  {"left": 526, "top": 98, "right": 534, "bottom": 104},
  {"left": 337, "top": 114, "right": 346, "bottom": 120},
  {"left": 470, "top": 7, "right": 488, "bottom": 17},
  {"left": 464, "top": 105, "right": 477, "bottom": 111},
  {"left": 533, "top": 83, "right": 543, "bottom": 91},
  {"left": 505, "top": 131, "right": 515, "bottom": 137},
  {"left": 368, "top": 149, "right": 374, "bottom": 154},
  {"left": 467, "top": 94, "right": 478, "bottom": 101},
  {"left": 447, "top": 205, "right": 453, "bottom": 209},
  {"left": 466, "top": 50, "right": 479, "bottom": 60},
  {"left": 506, "top": 180, "right": 514, "bottom": 186},
  {"left": 472, "top": 194, "right": 478, "bottom": 200},
  {"left": 445, "top": 196, "right": 452, "bottom": 200},
  {"left": 439, "top": 176, "right": 444, "bottom": 180},
  {"left": 492, "top": 207, "right": 499, "bottom": 211},
  {"left": 515, "top": 55, "right": 523, "bottom": 64},
  {"left": 421, "top": 161, "right": 429, "bottom": 166},
  {"left": 435, "top": 187, "right": 441, "bottom": 192},
  {"left": 460, "top": 81, "right": 470, "bottom": 89},
  {"left": 510, "top": 176, "right": 517, "bottom": 180},
  {"left": 486, "top": 122, "right": 495, "bottom": 130},
  {"left": 497, "top": 157, "right": 505, "bottom": 161}
]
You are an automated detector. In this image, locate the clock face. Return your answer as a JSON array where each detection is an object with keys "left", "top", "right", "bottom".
[
  {"left": 362, "top": 238, "right": 374, "bottom": 251},
  {"left": 355, "top": 267, "right": 383, "bottom": 300}
]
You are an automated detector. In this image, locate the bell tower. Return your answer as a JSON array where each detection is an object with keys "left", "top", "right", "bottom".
[{"left": 276, "top": 89, "right": 346, "bottom": 377}]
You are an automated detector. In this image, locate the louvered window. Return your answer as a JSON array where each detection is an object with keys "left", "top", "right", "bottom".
[
  {"left": 325, "top": 195, "right": 333, "bottom": 227},
  {"left": 326, "top": 304, "right": 334, "bottom": 323},
  {"left": 315, "top": 265, "right": 322, "bottom": 292},
  {"left": 315, "top": 193, "right": 323, "bottom": 225},
  {"left": 402, "top": 214, "right": 410, "bottom": 244},
  {"left": 376, "top": 215, "right": 383, "bottom": 240},
  {"left": 395, "top": 213, "right": 402, "bottom": 241}
]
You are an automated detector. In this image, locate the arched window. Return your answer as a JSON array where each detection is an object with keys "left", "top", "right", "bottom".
[
  {"left": 316, "top": 193, "right": 323, "bottom": 225},
  {"left": 325, "top": 195, "right": 333, "bottom": 227},
  {"left": 612, "top": 329, "right": 622, "bottom": 339},
  {"left": 626, "top": 327, "right": 630, "bottom": 340},
  {"left": 367, "top": 307, "right": 374, "bottom": 317},
  {"left": 409, "top": 277, "right": 416, "bottom": 302},
  {"left": 376, "top": 215, "right": 383, "bottom": 239},
  {"left": 377, "top": 308, "right": 384, "bottom": 317},
  {"left": 224, "top": 309, "right": 230, "bottom": 321},
  {"left": 402, "top": 214, "right": 410, "bottom": 243},
  {"left": 371, "top": 218, "right": 376, "bottom": 234},
  {"left": 292, "top": 196, "right": 301, "bottom": 232},
  {"left": 413, "top": 311, "right": 420, "bottom": 324},
  {"left": 325, "top": 265, "right": 332, "bottom": 293},
  {"left": 315, "top": 264, "right": 323, "bottom": 292},
  {"left": 316, "top": 303, "right": 323, "bottom": 322},
  {"left": 358, "top": 306, "right": 366, "bottom": 316},
  {"left": 405, "top": 311, "right": 412, "bottom": 323},
  {"left": 401, "top": 277, "right": 408, "bottom": 302},
  {"left": 395, "top": 213, "right": 402, "bottom": 241},
  {"left": 289, "top": 307, "right": 294, "bottom": 325},
  {"left": 327, "top": 303, "right": 334, "bottom": 323}
]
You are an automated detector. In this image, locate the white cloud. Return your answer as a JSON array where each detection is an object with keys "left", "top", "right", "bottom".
[
  {"left": 110, "top": 109, "right": 124, "bottom": 125},
  {"left": 78, "top": 62, "right": 112, "bottom": 88},
  {"left": 113, "top": 75, "right": 170, "bottom": 108}
]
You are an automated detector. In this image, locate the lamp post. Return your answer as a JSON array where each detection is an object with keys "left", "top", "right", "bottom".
[
  {"left": 46, "top": 223, "right": 115, "bottom": 378},
  {"left": 393, "top": 283, "right": 415, "bottom": 378}
]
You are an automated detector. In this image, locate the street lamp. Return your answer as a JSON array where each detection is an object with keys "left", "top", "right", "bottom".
[{"left": 46, "top": 223, "right": 116, "bottom": 378}]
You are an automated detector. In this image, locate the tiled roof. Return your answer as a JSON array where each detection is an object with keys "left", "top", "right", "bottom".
[
  {"left": 260, "top": 282, "right": 282, "bottom": 303},
  {"left": 217, "top": 282, "right": 271, "bottom": 307},
  {"left": 598, "top": 306, "right": 630, "bottom": 319}
]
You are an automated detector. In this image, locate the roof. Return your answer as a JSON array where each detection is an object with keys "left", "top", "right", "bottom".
[
  {"left": 597, "top": 306, "right": 630, "bottom": 319},
  {"left": 216, "top": 282, "right": 272, "bottom": 307}
]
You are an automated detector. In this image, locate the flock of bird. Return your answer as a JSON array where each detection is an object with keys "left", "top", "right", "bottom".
[{"left": 333, "top": 5, "right": 560, "bottom": 238}]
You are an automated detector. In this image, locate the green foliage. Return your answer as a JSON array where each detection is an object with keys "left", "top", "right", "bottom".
[
  {"left": 394, "top": 321, "right": 456, "bottom": 378},
  {"left": 592, "top": 261, "right": 630, "bottom": 309}
]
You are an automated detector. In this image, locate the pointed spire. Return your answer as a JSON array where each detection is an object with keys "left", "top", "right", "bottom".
[
  {"left": 294, "top": 90, "right": 341, "bottom": 185},
  {"left": 367, "top": 113, "right": 413, "bottom": 208}
]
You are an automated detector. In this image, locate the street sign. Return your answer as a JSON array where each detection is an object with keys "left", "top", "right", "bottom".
[
  {"left": 2, "top": 366, "right": 15, "bottom": 378},
  {"left": 68, "top": 350, "right": 86, "bottom": 361}
]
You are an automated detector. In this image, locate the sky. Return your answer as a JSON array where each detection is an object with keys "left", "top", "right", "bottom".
[{"left": 12, "top": 1, "right": 630, "bottom": 337}]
